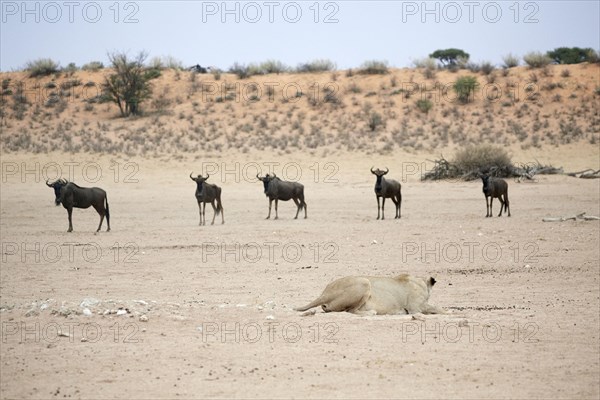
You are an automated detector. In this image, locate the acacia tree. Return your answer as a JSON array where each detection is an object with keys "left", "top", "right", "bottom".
[
  {"left": 547, "top": 47, "right": 597, "bottom": 64},
  {"left": 103, "top": 51, "right": 154, "bottom": 117},
  {"left": 430, "top": 48, "right": 470, "bottom": 68}
]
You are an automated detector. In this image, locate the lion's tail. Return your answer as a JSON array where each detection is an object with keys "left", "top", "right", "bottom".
[{"left": 294, "top": 296, "right": 326, "bottom": 312}]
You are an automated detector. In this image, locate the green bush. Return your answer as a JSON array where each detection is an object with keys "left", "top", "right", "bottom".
[
  {"left": 358, "top": 60, "right": 389, "bottom": 75},
  {"left": 523, "top": 52, "right": 552, "bottom": 68},
  {"left": 103, "top": 51, "right": 155, "bottom": 117},
  {"left": 547, "top": 47, "right": 597, "bottom": 64},
  {"left": 416, "top": 99, "right": 433, "bottom": 114},
  {"left": 453, "top": 75, "right": 479, "bottom": 103},
  {"left": 26, "top": 58, "right": 60, "bottom": 77}
]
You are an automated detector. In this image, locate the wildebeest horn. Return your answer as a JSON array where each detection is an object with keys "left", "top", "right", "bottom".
[
  {"left": 205, "top": 173, "right": 209, "bottom": 180},
  {"left": 383, "top": 167, "right": 389, "bottom": 174},
  {"left": 370, "top": 166, "right": 376, "bottom": 174},
  {"left": 46, "top": 179, "right": 52, "bottom": 187},
  {"left": 59, "top": 178, "right": 67, "bottom": 184},
  {"left": 256, "top": 174, "right": 261, "bottom": 180},
  {"left": 190, "top": 172, "right": 195, "bottom": 180},
  {"left": 272, "top": 173, "right": 277, "bottom": 179}
]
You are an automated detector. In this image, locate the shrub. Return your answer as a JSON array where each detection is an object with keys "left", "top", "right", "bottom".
[
  {"left": 162, "top": 56, "right": 184, "bottom": 70},
  {"left": 466, "top": 62, "right": 480, "bottom": 73},
  {"left": 103, "top": 51, "right": 155, "bottom": 117},
  {"left": 81, "top": 61, "right": 104, "bottom": 71},
  {"left": 147, "top": 56, "right": 184, "bottom": 70},
  {"left": 479, "top": 61, "right": 495, "bottom": 75},
  {"left": 11, "top": 81, "right": 29, "bottom": 120},
  {"left": 412, "top": 57, "right": 437, "bottom": 69},
  {"left": 358, "top": 60, "right": 389, "bottom": 75},
  {"left": 63, "top": 62, "right": 78, "bottom": 76},
  {"left": 453, "top": 144, "right": 512, "bottom": 175},
  {"left": 453, "top": 75, "right": 479, "bottom": 103},
  {"left": 347, "top": 83, "right": 361, "bottom": 93},
  {"left": 295, "top": 59, "right": 336, "bottom": 73},
  {"left": 367, "top": 112, "right": 385, "bottom": 131},
  {"left": 259, "top": 60, "right": 288, "bottom": 74},
  {"left": 61, "top": 79, "right": 82, "bottom": 90},
  {"left": 502, "top": 53, "right": 520, "bottom": 68},
  {"left": 413, "top": 57, "right": 437, "bottom": 79},
  {"left": 26, "top": 58, "right": 60, "bottom": 77},
  {"left": 229, "top": 62, "right": 250, "bottom": 79},
  {"left": 148, "top": 57, "right": 165, "bottom": 70},
  {"left": 523, "top": 52, "right": 552, "bottom": 68},
  {"left": 416, "top": 99, "right": 433, "bottom": 114}
]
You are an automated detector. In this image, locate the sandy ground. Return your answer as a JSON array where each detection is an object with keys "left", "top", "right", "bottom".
[{"left": 1, "top": 151, "right": 599, "bottom": 399}]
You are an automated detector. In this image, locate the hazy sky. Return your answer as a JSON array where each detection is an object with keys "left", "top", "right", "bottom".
[{"left": 1, "top": 1, "right": 599, "bottom": 71}]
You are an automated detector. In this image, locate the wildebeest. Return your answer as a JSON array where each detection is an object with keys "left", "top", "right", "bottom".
[
  {"left": 190, "top": 172, "right": 224, "bottom": 225},
  {"left": 371, "top": 167, "right": 402, "bottom": 220},
  {"left": 189, "top": 64, "right": 208, "bottom": 73},
  {"left": 46, "top": 179, "right": 110, "bottom": 232},
  {"left": 480, "top": 175, "right": 511, "bottom": 217},
  {"left": 256, "top": 174, "right": 307, "bottom": 219}
]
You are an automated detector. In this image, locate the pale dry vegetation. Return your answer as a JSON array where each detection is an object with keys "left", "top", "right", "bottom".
[{"left": 1, "top": 63, "right": 599, "bottom": 156}]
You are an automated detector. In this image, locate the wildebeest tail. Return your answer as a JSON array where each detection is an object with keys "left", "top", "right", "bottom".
[
  {"left": 215, "top": 191, "right": 222, "bottom": 216},
  {"left": 105, "top": 195, "right": 110, "bottom": 222}
]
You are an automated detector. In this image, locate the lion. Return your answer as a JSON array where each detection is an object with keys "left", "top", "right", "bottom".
[{"left": 294, "top": 274, "right": 444, "bottom": 315}]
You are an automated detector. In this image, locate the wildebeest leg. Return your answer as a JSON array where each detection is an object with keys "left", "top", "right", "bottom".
[
  {"left": 303, "top": 199, "right": 307, "bottom": 219},
  {"left": 93, "top": 204, "right": 105, "bottom": 232},
  {"left": 274, "top": 199, "right": 279, "bottom": 220},
  {"left": 266, "top": 199, "right": 272, "bottom": 219},
  {"left": 497, "top": 196, "right": 505, "bottom": 217},
  {"left": 197, "top": 202, "right": 202, "bottom": 225},
  {"left": 391, "top": 197, "right": 399, "bottom": 219},
  {"left": 398, "top": 193, "right": 402, "bottom": 219},
  {"left": 376, "top": 196, "right": 381, "bottom": 220},
  {"left": 505, "top": 193, "right": 511, "bottom": 217},
  {"left": 484, "top": 196, "right": 489, "bottom": 217},
  {"left": 488, "top": 197, "right": 494, "bottom": 218},
  {"left": 381, "top": 197, "right": 386, "bottom": 220},
  {"left": 293, "top": 198, "right": 300, "bottom": 219},
  {"left": 67, "top": 208, "right": 73, "bottom": 232},
  {"left": 201, "top": 202, "right": 206, "bottom": 225},
  {"left": 210, "top": 201, "right": 217, "bottom": 225}
]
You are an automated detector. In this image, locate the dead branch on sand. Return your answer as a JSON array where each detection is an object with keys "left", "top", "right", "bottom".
[{"left": 542, "top": 212, "right": 600, "bottom": 222}]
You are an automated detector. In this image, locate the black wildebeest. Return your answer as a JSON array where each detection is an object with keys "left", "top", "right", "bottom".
[
  {"left": 46, "top": 179, "right": 110, "bottom": 232},
  {"left": 190, "top": 172, "right": 224, "bottom": 225},
  {"left": 480, "top": 175, "right": 511, "bottom": 217},
  {"left": 371, "top": 167, "right": 402, "bottom": 220},
  {"left": 256, "top": 174, "right": 307, "bottom": 220}
]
